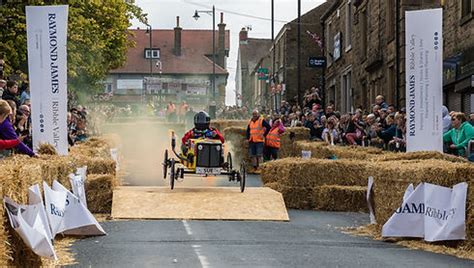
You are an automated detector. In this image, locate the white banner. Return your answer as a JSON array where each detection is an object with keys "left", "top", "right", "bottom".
[
  {"left": 43, "top": 181, "right": 67, "bottom": 238},
  {"left": 382, "top": 182, "right": 467, "bottom": 242},
  {"left": 405, "top": 9, "right": 443, "bottom": 152},
  {"left": 366, "top": 176, "right": 376, "bottom": 224},
  {"left": 26, "top": 5, "right": 69, "bottom": 155},
  {"left": 3, "top": 197, "right": 57, "bottom": 259},
  {"left": 28, "top": 184, "right": 54, "bottom": 243},
  {"left": 69, "top": 166, "right": 88, "bottom": 208},
  {"left": 52, "top": 180, "right": 106, "bottom": 236}
]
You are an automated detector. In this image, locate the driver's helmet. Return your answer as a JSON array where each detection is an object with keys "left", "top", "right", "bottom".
[{"left": 194, "top": 111, "right": 211, "bottom": 130}]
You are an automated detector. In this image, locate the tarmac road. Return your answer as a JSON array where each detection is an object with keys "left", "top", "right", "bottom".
[
  {"left": 69, "top": 175, "right": 473, "bottom": 267},
  {"left": 69, "top": 209, "right": 473, "bottom": 267}
]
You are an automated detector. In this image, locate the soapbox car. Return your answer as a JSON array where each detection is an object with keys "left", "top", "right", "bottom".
[{"left": 162, "top": 133, "right": 246, "bottom": 192}]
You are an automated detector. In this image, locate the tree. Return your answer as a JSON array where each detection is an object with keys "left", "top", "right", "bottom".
[{"left": 0, "top": 0, "right": 147, "bottom": 99}]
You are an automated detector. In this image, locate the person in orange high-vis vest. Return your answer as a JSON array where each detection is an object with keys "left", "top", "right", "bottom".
[
  {"left": 264, "top": 116, "right": 285, "bottom": 161},
  {"left": 246, "top": 110, "right": 271, "bottom": 172}
]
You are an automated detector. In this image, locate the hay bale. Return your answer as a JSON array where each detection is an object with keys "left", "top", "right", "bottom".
[
  {"left": 265, "top": 182, "right": 314, "bottom": 209},
  {"left": 279, "top": 127, "right": 310, "bottom": 158},
  {"left": 295, "top": 141, "right": 385, "bottom": 159},
  {"left": 371, "top": 160, "right": 474, "bottom": 246},
  {"left": 261, "top": 158, "right": 373, "bottom": 188},
  {"left": 212, "top": 120, "right": 248, "bottom": 131},
  {"left": 313, "top": 185, "right": 367, "bottom": 212},
  {"left": 37, "top": 143, "right": 58, "bottom": 155},
  {"left": 375, "top": 151, "right": 468, "bottom": 163},
  {"left": 0, "top": 186, "right": 10, "bottom": 266},
  {"left": 223, "top": 127, "right": 250, "bottom": 167},
  {"left": 71, "top": 156, "right": 116, "bottom": 176},
  {"left": 86, "top": 174, "right": 119, "bottom": 213}
]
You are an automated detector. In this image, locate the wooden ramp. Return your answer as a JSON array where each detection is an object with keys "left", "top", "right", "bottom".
[{"left": 111, "top": 187, "right": 289, "bottom": 221}]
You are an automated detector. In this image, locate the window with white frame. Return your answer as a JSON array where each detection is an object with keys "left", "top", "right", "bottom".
[
  {"left": 145, "top": 49, "right": 160, "bottom": 59},
  {"left": 345, "top": 0, "right": 352, "bottom": 51}
]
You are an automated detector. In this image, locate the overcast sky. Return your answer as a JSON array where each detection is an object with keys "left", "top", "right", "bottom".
[{"left": 130, "top": 0, "right": 326, "bottom": 105}]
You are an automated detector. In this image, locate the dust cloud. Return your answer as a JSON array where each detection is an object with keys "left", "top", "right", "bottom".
[{"left": 100, "top": 118, "right": 242, "bottom": 188}]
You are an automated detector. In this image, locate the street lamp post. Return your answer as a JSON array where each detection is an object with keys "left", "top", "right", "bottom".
[
  {"left": 193, "top": 6, "right": 216, "bottom": 118},
  {"left": 145, "top": 24, "right": 153, "bottom": 104}
]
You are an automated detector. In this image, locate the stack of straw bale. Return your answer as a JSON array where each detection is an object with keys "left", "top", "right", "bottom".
[
  {"left": 261, "top": 158, "right": 372, "bottom": 211},
  {"left": 279, "top": 127, "right": 310, "bottom": 158},
  {"left": 223, "top": 127, "right": 250, "bottom": 167},
  {"left": 370, "top": 159, "right": 474, "bottom": 247},
  {"left": 85, "top": 174, "right": 118, "bottom": 213},
  {"left": 222, "top": 127, "right": 310, "bottom": 168},
  {"left": 261, "top": 158, "right": 372, "bottom": 187},
  {"left": 312, "top": 185, "right": 367, "bottom": 212},
  {"left": 211, "top": 120, "right": 248, "bottom": 131},
  {"left": 0, "top": 136, "right": 120, "bottom": 266},
  {"left": 375, "top": 151, "right": 468, "bottom": 163},
  {"left": 296, "top": 141, "right": 385, "bottom": 160}
]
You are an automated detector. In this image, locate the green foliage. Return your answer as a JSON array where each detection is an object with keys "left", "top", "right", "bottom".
[{"left": 0, "top": 0, "right": 147, "bottom": 96}]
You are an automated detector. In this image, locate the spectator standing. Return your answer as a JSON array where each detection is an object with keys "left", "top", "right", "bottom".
[
  {"left": 246, "top": 110, "right": 271, "bottom": 172},
  {"left": 263, "top": 116, "right": 285, "bottom": 161}
]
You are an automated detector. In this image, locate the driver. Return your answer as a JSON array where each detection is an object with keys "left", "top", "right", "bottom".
[{"left": 181, "top": 111, "right": 225, "bottom": 146}]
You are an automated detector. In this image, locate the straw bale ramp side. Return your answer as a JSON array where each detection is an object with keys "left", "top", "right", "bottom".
[{"left": 112, "top": 186, "right": 289, "bottom": 221}]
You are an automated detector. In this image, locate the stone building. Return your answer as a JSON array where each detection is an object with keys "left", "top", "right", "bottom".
[
  {"left": 442, "top": 0, "right": 474, "bottom": 113},
  {"left": 265, "top": 0, "right": 334, "bottom": 110},
  {"left": 322, "top": 0, "right": 441, "bottom": 113},
  {"left": 235, "top": 29, "right": 272, "bottom": 108}
]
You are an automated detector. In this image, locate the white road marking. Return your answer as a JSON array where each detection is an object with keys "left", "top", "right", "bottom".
[
  {"left": 182, "top": 220, "right": 193, "bottom": 235},
  {"left": 182, "top": 221, "right": 210, "bottom": 267}
]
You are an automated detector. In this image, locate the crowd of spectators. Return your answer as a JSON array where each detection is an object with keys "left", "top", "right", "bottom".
[
  {"left": 224, "top": 85, "right": 473, "bottom": 160},
  {"left": 0, "top": 60, "right": 92, "bottom": 158}
]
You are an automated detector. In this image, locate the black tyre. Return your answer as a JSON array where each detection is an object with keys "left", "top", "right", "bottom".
[
  {"left": 163, "top": 149, "right": 168, "bottom": 179},
  {"left": 240, "top": 162, "right": 246, "bottom": 193},
  {"left": 170, "top": 159, "right": 175, "bottom": 190},
  {"left": 227, "top": 152, "right": 233, "bottom": 171}
]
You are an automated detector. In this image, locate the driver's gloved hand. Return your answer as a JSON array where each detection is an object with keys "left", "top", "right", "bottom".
[{"left": 181, "top": 144, "right": 188, "bottom": 154}]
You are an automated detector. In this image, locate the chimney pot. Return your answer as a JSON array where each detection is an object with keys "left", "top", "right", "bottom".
[
  {"left": 220, "top": 12, "right": 224, "bottom": 23},
  {"left": 176, "top": 16, "right": 180, "bottom": 27}
]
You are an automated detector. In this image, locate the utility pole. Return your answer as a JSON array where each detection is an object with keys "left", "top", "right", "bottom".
[
  {"left": 272, "top": 0, "right": 275, "bottom": 112},
  {"left": 297, "top": 0, "right": 301, "bottom": 107}
]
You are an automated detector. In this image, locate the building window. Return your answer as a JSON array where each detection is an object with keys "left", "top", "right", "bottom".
[
  {"left": 386, "top": 0, "right": 395, "bottom": 41},
  {"left": 387, "top": 65, "right": 396, "bottom": 105},
  {"left": 145, "top": 49, "right": 160, "bottom": 59},
  {"left": 345, "top": 0, "right": 352, "bottom": 51},
  {"left": 341, "top": 70, "right": 353, "bottom": 113},
  {"left": 326, "top": 21, "right": 333, "bottom": 65},
  {"left": 461, "top": 0, "right": 472, "bottom": 20},
  {"left": 361, "top": 8, "right": 368, "bottom": 59}
]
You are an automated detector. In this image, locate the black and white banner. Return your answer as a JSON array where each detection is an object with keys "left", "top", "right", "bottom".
[
  {"left": 382, "top": 182, "right": 467, "bottom": 241},
  {"left": 405, "top": 9, "right": 443, "bottom": 152},
  {"left": 26, "top": 5, "right": 69, "bottom": 155}
]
